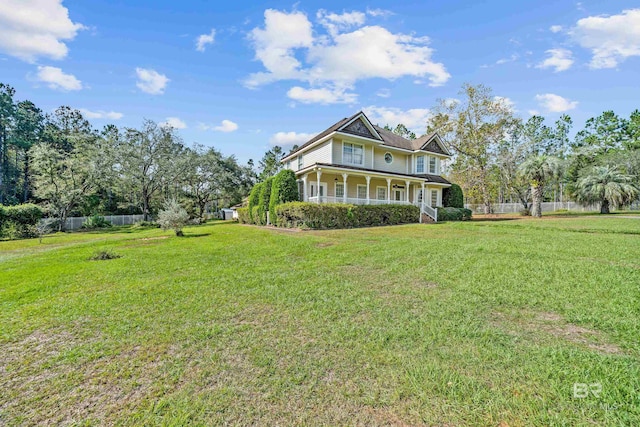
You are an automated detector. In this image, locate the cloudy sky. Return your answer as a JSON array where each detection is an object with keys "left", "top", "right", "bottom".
[{"left": 1, "top": 0, "right": 639, "bottom": 162}]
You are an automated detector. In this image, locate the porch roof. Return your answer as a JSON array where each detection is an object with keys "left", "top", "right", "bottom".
[{"left": 296, "top": 162, "right": 451, "bottom": 185}]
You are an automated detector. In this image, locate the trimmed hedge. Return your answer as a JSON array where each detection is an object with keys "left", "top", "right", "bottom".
[
  {"left": 442, "top": 183, "right": 464, "bottom": 208},
  {"left": 247, "top": 182, "right": 263, "bottom": 223},
  {"left": 0, "top": 204, "right": 44, "bottom": 239},
  {"left": 275, "top": 202, "right": 419, "bottom": 229},
  {"left": 236, "top": 207, "right": 250, "bottom": 224},
  {"left": 437, "top": 207, "right": 472, "bottom": 221},
  {"left": 258, "top": 177, "right": 273, "bottom": 225},
  {"left": 268, "top": 170, "right": 299, "bottom": 225}
]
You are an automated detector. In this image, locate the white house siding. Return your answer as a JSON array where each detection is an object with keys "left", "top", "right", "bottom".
[
  {"left": 372, "top": 147, "right": 409, "bottom": 174},
  {"left": 301, "top": 140, "right": 332, "bottom": 169},
  {"left": 331, "top": 138, "right": 342, "bottom": 164}
]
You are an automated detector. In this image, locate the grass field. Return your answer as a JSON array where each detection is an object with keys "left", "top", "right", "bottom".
[{"left": 1, "top": 216, "right": 639, "bottom": 425}]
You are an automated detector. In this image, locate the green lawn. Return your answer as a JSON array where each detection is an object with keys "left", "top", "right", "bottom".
[{"left": 1, "top": 217, "right": 639, "bottom": 425}]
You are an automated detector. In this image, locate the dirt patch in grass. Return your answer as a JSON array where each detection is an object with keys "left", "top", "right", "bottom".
[
  {"left": 492, "top": 310, "right": 623, "bottom": 355},
  {"left": 139, "top": 236, "right": 170, "bottom": 241},
  {"left": 0, "top": 329, "right": 173, "bottom": 426}
]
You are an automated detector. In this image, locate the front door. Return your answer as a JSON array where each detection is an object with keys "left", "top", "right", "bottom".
[
  {"left": 310, "top": 182, "right": 327, "bottom": 201},
  {"left": 393, "top": 189, "right": 404, "bottom": 202}
]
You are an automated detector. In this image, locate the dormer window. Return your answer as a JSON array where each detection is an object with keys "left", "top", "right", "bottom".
[
  {"left": 298, "top": 155, "right": 303, "bottom": 169},
  {"left": 429, "top": 156, "right": 437, "bottom": 174}
]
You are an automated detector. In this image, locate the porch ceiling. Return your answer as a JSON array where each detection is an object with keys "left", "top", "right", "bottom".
[{"left": 296, "top": 162, "right": 451, "bottom": 186}]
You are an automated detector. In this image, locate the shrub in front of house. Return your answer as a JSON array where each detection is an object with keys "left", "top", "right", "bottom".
[
  {"left": 275, "top": 202, "right": 419, "bottom": 229},
  {"left": 442, "top": 184, "right": 464, "bottom": 208},
  {"left": 437, "top": 207, "right": 472, "bottom": 221},
  {"left": 0, "top": 203, "right": 44, "bottom": 239},
  {"left": 258, "top": 176, "right": 273, "bottom": 225},
  {"left": 236, "top": 207, "right": 250, "bottom": 224},
  {"left": 268, "top": 170, "right": 299, "bottom": 225},
  {"left": 247, "top": 182, "right": 263, "bottom": 224}
]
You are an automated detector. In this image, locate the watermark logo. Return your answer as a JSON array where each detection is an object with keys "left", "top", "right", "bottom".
[{"left": 573, "top": 382, "right": 602, "bottom": 399}]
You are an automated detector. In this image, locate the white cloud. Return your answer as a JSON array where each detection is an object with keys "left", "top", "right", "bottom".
[
  {"left": 363, "top": 106, "right": 431, "bottom": 133},
  {"left": 204, "top": 119, "right": 238, "bottom": 132},
  {"left": 135, "top": 67, "right": 169, "bottom": 94},
  {"left": 0, "top": 0, "right": 85, "bottom": 62},
  {"left": 245, "top": 9, "right": 450, "bottom": 104},
  {"left": 287, "top": 86, "right": 357, "bottom": 104},
  {"left": 245, "top": 9, "right": 314, "bottom": 88},
  {"left": 549, "top": 25, "right": 563, "bottom": 33},
  {"left": 536, "top": 48, "right": 574, "bottom": 72},
  {"left": 269, "top": 131, "right": 317, "bottom": 147},
  {"left": 317, "top": 10, "right": 365, "bottom": 36},
  {"left": 161, "top": 117, "right": 187, "bottom": 129},
  {"left": 571, "top": 9, "right": 640, "bottom": 68},
  {"left": 195, "top": 29, "right": 215, "bottom": 52},
  {"left": 366, "top": 8, "right": 393, "bottom": 18},
  {"left": 495, "top": 53, "right": 519, "bottom": 65},
  {"left": 376, "top": 88, "right": 391, "bottom": 98},
  {"left": 34, "top": 65, "right": 82, "bottom": 91},
  {"left": 79, "top": 109, "right": 123, "bottom": 120},
  {"left": 535, "top": 93, "right": 578, "bottom": 113}
]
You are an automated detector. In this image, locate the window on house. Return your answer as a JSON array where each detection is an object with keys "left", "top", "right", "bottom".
[
  {"left": 335, "top": 182, "right": 344, "bottom": 198},
  {"left": 429, "top": 156, "right": 437, "bottom": 174},
  {"left": 343, "top": 143, "right": 364, "bottom": 165},
  {"left": 357, "top": 184, "right": 367, "bottom": 199},
  {"left": 416, "top": 155, "right": 425, "bottom": 173},
  {"left": 377, "top": 187, "right": 386, "bottom": 200},
  {"left": 297, "top": 155, "right": 303, "bottom": 169},
  {"left": 431, "top": 190, "right": 438, "bottom": 207}
]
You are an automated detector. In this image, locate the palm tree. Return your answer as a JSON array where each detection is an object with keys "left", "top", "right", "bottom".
[
  {"left": 574, "top": 166, "right": 639, "bottom": 214},
  {"left": 518, "top": 155, "right": 562, "bottom": 217}
]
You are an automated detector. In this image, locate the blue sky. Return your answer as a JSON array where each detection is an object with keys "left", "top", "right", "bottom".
[{"left": 1, "top": 0, "right": 639, "bottom": 163}]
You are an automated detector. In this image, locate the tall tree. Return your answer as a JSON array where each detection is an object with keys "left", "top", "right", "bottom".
[
  {"left": 0, "top": 84, "right": 16, "bottom": 204},
  {"left": 427, "top": 83, "right": 513, "bottom": 213},
  {"left": 384, "top": 123, "right": 416, "bottom": 140},
  {"left": 518, "top": 155, "right": 562, "bottom": 217},
  {"left": 119, "top": 120, "right": 183, "bottom": 220},
  {"left": 259, "top": 146, "right": 285, "bottom": 180},
  {"left": 12, "top": 101, "right": 44, "bottom": 202}
]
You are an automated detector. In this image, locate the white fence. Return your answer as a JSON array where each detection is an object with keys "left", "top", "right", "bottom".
[
  {"left": 464, "top": 201, "right": 640, "bottom": 214},
  {"left": 61, "top": 214, "right": 145, "bottom": 230}
]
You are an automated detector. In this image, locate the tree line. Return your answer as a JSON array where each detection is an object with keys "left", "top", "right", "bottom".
[
  {"left": 425, "top": 83, "right": 640, "bottom": 215},
  {"left": 0, "top": 83, "right": 260, "bottom": 230}
]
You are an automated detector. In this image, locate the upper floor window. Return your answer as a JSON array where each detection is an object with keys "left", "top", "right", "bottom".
[
  {"left": 343, "top": 142, "right": 364, "bottom": 165},
  {"left": 384, "top": 152, "right": 393, "bottom": 164},
  {"left": 416, "top": 155, "right": 425, "bottom": 173},
  {"left": 298, "top": 155, "right": 303, "bottom": 169},
  {"left": 429, "top": 156, "right": 437, "bottom": 174}
]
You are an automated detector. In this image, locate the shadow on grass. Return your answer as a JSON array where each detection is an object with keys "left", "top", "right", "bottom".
[
  {"left": 470, "top": 217, "right": 520, "bottom": 222},
  {"left": 182, "top": 233, "right": 211, "bottom": 238}
]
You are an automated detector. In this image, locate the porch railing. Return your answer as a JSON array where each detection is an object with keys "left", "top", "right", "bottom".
[{"left": 305, "top": 196, "right": 439, "bottom": 222}]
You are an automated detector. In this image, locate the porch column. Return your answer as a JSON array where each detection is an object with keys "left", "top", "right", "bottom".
[
  {"left": 302, "top": 175, "right": 308, "bottom": 202},
  {"left": 420, "top": 182, "right": 426, "bottom": 223},
  {"left": 386, "top": 178, "right": 391, "bottom": 203},
  {"left": 365, "top": 175, "right": 371, "bottom": 205},
  {"left": 405, "top": 180, "right": 411, "bottom": 203},
  {"left": 342, "top": 173, "right": 348, "bottom": 204},
  {"left": 316, "top": 169, "right": 322, "bottom": 204}
]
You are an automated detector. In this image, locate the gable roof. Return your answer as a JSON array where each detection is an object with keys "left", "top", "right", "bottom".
[{"left": 283, "top": 111, "right": 451, "bottom": 160}]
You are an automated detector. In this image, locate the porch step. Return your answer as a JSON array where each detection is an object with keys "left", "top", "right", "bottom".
[{"left": 421, "top": 213, "right": 436, "bottom": 223}]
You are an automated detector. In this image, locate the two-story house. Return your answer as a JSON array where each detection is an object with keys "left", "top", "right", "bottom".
[{"left": 281, "top": 111, "right": 452, "bottom": 221}]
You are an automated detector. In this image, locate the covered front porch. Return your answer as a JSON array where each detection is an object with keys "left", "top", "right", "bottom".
[{"left": 298, "top": 166, "right": 445, "bottom": 220}]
